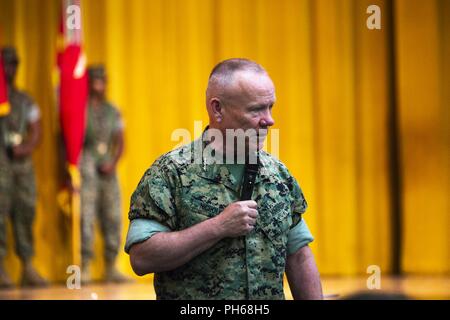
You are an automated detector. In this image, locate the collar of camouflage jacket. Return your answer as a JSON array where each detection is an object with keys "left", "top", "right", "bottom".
[{"left": 192, "top": 136, "right": 275, "bottom": 194}]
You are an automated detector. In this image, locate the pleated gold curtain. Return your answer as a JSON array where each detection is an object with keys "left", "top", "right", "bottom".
[{"left": 0, "top": 0, "right": 448, "bottom": 282}]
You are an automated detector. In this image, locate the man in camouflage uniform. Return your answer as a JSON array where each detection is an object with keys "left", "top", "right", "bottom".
[
  {"left": 0, "top": 47, "right": 47, "bottom": 288},
  {"left": 79, "top": 65, "right": 129, "bottom": 283},
  {"left": 125, "top": 59, "right": 322, "bottom": 299}
]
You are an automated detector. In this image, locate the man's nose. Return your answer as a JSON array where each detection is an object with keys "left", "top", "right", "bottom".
[{"left": 260, "top": 110, "right": 275, "bottom": 127}]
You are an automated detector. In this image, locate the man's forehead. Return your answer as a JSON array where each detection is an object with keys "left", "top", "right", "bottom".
[{"left": 228, "top": 71, "right": 275, "bottom": 100}]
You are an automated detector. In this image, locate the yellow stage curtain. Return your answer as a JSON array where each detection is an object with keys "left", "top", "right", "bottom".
[
  {"left": 395, "top": 0, "right": 449, "bottom": 274},
  {"left": 0, "top": 0, "right": 448, "bottom": 283}
]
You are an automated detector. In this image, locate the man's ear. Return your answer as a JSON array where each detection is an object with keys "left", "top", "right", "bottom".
[{"left": 210, "top": 98, "right": 223, "bottom": 123}]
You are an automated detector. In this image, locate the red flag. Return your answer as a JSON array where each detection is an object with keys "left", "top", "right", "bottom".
[
  {"left": 58, "top": 44, "right": 87, "bottom": 166},
  {"left": 0, "top": 26, "right": 9, "bottom": 117},
  {"left": 58, "top": 0, "right": 87, "bottom": 167},
  {"left": 0, "top": 51, "right": 10, "bottom": 117},
  {"left": 57, "top": 0, "right": 87, "bottom": 267}
]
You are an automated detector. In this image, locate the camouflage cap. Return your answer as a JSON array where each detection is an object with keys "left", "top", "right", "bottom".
[
  {"left": 87, "top": 65, "right": 106, "bottom": 80},
  {"left": 1, "top": 46, "right": 19, "bottom": 64}
]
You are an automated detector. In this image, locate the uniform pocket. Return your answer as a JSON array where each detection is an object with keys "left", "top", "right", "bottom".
[
  {"left": 178, "top": 210, "right": 211, "bottom": 230},
  {"left": 179, "top": 181, "right": 231, "bottom": 219},
  {"left": 257, "top": 197, "right": 292, "bottom": 247},
  {"left": 178, "top": 184, "right": 223, "bottom": 230}
]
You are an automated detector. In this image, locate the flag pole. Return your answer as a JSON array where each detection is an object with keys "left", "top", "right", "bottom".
[
  {"left": 59, "top": 0, "right": 87, "bottom": 269},
  {"left": 67, "top": 163, "right": 81, "bottom": 268}
]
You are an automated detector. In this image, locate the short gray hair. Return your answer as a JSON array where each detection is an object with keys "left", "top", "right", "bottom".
[{"left": 206, "top": 58, "right": 267, "bottom": 103}]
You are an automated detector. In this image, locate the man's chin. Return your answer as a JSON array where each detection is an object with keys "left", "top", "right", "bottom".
[{"left": 248, "top": 141, "right": 265, "bottom": 153}]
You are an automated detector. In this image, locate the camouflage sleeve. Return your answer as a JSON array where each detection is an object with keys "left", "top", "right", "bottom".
[
  {"left": 289, "top": 175, "right": 308, "bottom": 215},
  {"left": 112, "top": 107, "right": 124, "bottom": 132},
  {"left": 23, "top": 92, "right": 40, "bottom": 123},
  {"left": 280, "top": 165, "right": 308, "bottom": 228},
  {"left": 124, "top": 218, "right": 171, "bottom": 253},
  {"left": 287, "top": 219, "right": 314, "bottom": 255},
  {"left": 27, "top": 103, "right": 40, "bottom": 123},
  {"left": 128, "top": 164, "right": 177, "bottom": 230}
]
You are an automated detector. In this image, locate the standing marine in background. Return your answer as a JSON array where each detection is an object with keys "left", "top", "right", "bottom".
[
  {"left": 79, "top": 65, "right": 130, "bottom": 283},
  {"left": 0, "top": 47, "right": 47, "bottom": 288}
]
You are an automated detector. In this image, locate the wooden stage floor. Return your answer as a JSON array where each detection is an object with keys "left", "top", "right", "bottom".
[{"left": 0, "top": 276, "right": 448, "bottom": 300}]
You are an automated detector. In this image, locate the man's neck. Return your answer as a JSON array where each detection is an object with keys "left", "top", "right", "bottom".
[
  {"left": 89, "top": 96, "right": 104, "bottom": 107},
  {"left": 204, "top": 126, "right": 258, "bottom": 165}
]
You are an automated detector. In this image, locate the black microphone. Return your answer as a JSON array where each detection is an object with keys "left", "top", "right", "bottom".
[{"left": 240, "top": 155, "right": 259, "bottom": 201}]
